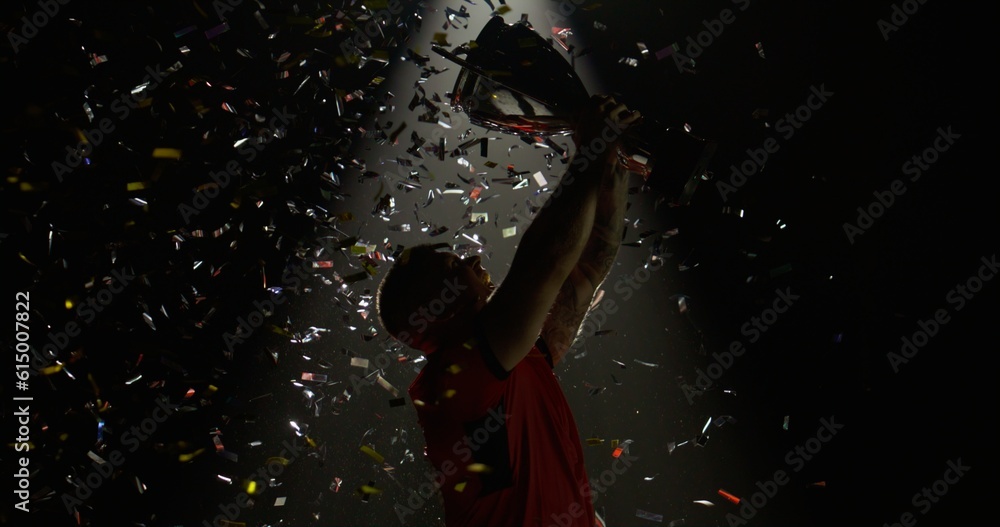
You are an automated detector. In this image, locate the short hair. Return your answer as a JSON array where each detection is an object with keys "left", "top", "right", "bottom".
[{"left": 376, "top": 243, "right": 454, "bottom": 347}]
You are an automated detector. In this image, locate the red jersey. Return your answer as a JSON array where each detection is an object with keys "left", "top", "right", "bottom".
[{"left": 409, "top": 321, "right": 595, "bottom": 527}]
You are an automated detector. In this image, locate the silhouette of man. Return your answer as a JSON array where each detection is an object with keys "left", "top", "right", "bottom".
[{"left": 377, "top": 96, "right": 639, "bottom": 527}]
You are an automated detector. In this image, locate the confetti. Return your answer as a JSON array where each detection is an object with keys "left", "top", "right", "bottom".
[
  {"left": 636, "top": 509, "right": 663, "bottom": 522},
  {"left": 718, "top": 489, "right": 741, "bottom": 504}
]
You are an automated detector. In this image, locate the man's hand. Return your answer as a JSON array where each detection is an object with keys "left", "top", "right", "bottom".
[{"left": 573, "top": 95, "right": 643, "bottom": 165}]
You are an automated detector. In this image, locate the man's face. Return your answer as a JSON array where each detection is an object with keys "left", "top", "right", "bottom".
[
  {"left": 404, "top": 251, "right": 495, "bottom": 346},
  {"left": 434, "top": 252, "right": 495, "bottom": 306}
]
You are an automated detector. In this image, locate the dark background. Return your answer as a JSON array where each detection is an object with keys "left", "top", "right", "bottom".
[{"left": 1, "top": 1, "right": 994, "bottom": 526}]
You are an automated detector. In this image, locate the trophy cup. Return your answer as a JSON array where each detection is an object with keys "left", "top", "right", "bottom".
[{"left": 432, "top": 16, "right": 717, "bottom": 205}]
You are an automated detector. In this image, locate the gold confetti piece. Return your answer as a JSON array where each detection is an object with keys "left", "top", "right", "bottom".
[
  {"left": 152, "top": 148, "right": 183, "bottom": 159},
  {"left": 266, "top": 457, "right": 291, "bottom": 466},
  {"left": 244, "top": 479, "right": 258, "bottom": 494},
  {"left": 586, "top": 438, "right": 605, "bottom": 446},
  {"left": 40, "top": 364, "right": 64, "bottom": 376},
  {"left": 443, "top": 389, "right": 457, "bottom": 398},
  {"left": 305, "top": 28, "right": 333, "bottom": 38},
  {"left": 127, "top": 182, "right": 148, "bottom": 191},
  {"left": 432, "top": 33, "right": 451, "bottom": 45},
  {"left": 192, "top": 0, "right": 208, "bottom": 18},
  {"left": 454, "top": 481, "right": 467, "bottom": 492},
  {"left": 446, "top": 364, "right": 462, "bottom": 374},
  {"left": 358, "top": 484, "right": 382, "bottom": 494},
  {"left": 360, "top": 445, "right": 384, "bottom": 464},
  {"left": 270, "top": 325, "right": 293, "bottom": 338},
  {"left": 495, "top": 5, "right": 512, "bottom": 14},
  {"left": 179, "top": 448, "right": 206, "bottom": 463},
  {"left": 467, "top": 463, "right": 492, "bottom": 474},
  {"left": 20, "top": 181, "right": 47, "bottom": 191}
]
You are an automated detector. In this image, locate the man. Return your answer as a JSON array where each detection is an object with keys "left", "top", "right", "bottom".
[{"left": 376, "top": 96, "right": 639, "bottom": 527}]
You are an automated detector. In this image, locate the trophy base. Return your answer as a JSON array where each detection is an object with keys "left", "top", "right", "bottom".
[{"left": 620, "top": 125, "right": 717, "bottom": 206}]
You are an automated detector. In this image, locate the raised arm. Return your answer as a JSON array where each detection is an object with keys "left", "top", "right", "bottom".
[
  {"left": 541, "top": 141, "right": 631, "bottom": 366},
  {"left": 479, "top": 97, "right": 639, "bottom": 371}
]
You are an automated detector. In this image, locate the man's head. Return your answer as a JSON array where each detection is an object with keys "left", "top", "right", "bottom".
[{"left": 376, "top": 243, "right": 495, "bottom": 353}]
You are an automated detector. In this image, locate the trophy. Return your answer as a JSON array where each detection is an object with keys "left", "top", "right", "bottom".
[{"left": 432, "top": 16, "right": 717, "bottom": 205}]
